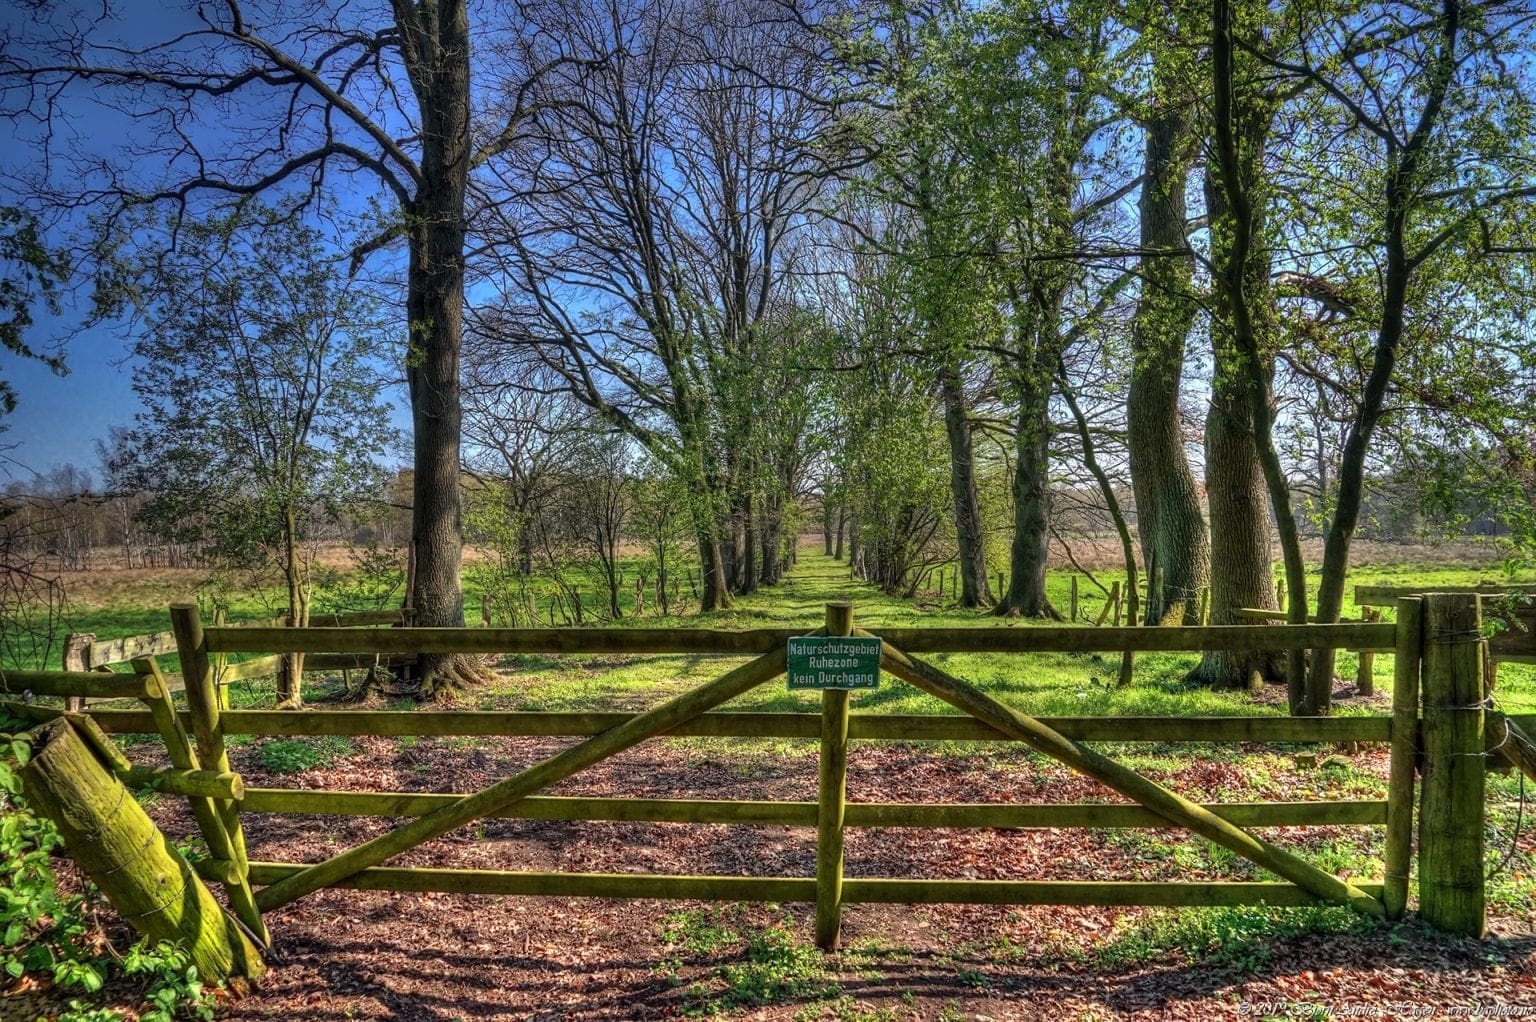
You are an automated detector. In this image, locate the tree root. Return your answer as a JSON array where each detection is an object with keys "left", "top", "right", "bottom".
[{"left": 1184, "top": 648, "right": 1285, "bottom": 691}]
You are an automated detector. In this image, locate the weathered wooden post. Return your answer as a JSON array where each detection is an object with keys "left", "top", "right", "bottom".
[
  {"left": 61, "top": 632, "right": 93, "bottom": 712},
  {"left": 815, "top": 602, "right": 853, "bottom": 951},
  {"left": 1111, "top": 581, "right": 1123, "bottom": 627},
  {"left": 1383, "top": 598, "right": 1422, "bottom": 920},
  {"left": 1198, "top": 586, "right": 1210, "bottom": 626},
  {"left": 1069, "top": 577, "right": 1079, "bottom": 622},
  {"left": 169, "top": 605, "right": 269, "bottom": 945},
  {"left": 1418, "top": 593, "right": 1486, "bottom": 936},
  {"left": 19, "top": 716, "right": 266, "bottom": 987},
  {"left": 1356, "top": 607, "right": 1382, "bottom": 696}
]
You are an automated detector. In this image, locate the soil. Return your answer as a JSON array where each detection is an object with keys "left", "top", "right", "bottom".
[{"left": 13, "top": 716, "right": 1531, "bottom": 1022}]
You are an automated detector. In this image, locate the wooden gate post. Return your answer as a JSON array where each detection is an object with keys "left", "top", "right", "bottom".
[
  {"left": 815, "top": 602, "right": 853, "bottom": 951},
  {"left": 1383, "top": 598, "right": 1422, "bottom": 920},
  {"left": 1418, "top": 593, "right": 1486, "bottom": 936},
  {"left": 61, "top": 632, "right": 94, "bottom": 712},
  {"left": 169, "top": 605, "right": 269, "bottom": 945}
]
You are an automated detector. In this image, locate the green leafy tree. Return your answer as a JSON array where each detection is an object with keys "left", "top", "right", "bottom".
[
  {"left": 0, "top": 206, "right": 68, "bottom": 426},
  {"left": 101, "top": 211, "right": 396, "bottom": 708}
]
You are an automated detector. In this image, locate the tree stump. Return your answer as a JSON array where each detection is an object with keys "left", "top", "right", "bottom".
[{"left": 19, "top": 716, "right": 266, "bottom": 988}]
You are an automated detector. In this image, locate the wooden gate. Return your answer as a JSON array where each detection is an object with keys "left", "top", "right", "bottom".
[{"left": 4, "top": 594, "right": 1507, "bottom": 952}]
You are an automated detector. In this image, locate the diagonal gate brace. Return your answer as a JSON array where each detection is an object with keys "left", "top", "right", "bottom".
[
  {"left": 254, "top": 644, "right": 795, "bottom": 912},
  {"left": 870, "top": 633, "right": 1385, "bottom": 920}
]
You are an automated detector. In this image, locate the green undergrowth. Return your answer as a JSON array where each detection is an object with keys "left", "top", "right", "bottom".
[
  {"left": 0, "top": 714, "right": 219, "bottom": 1021},
  {"left": 253, "top": 735, "right": 355, "bottom": 774},
  {"left": 659, "top": 908, "right": 839, "bottom": 1016},
  {"left": 1097, "top": 904, "right": 1379, "bottom": 974}
]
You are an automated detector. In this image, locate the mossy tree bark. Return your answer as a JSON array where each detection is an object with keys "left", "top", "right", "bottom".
[{"left": 1127, "top": 85, "right": 1208, "bottom": 626}]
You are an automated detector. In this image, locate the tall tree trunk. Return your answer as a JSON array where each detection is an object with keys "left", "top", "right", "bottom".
[
  {"left": 1127, "top": 102, "right": 1209, "bottom": 625},
  {"left": 278, "top": 507, "right": 307, "bottom": 710},
  {"left": 1186, "top": 149, "right": 1283, "bottom": 690},
  {"left": 403, "top": 0, "right": 479, "bottom": 696},
  {"left": 1189, "top": 347, "right": 1281, "bottom": 689},
  {"left": 996, "top": 376, "right": 1055, "bottom": 617},
  {"left": 822, "top": 499, "right": 835, "bottom": 556},
  {"left": 740, "top": 492, "right": 758, "bottom": 594},
  {"left": 834, "top": 508, "right": 845, "bottom": 561},
  {"left": 1207, "top": 1, "right": 1311, "bottom": 710},
  {"left": 697, "top": 527, "right": 731, "bottom": 611},
  {"left": 938, "top": 361, "right": 992, "bottom": 607}
]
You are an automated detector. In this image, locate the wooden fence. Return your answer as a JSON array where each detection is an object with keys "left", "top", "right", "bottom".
[
  {"left": 60, "top": 608, "right": 414, "bottom": 709},
  {"left": 4, "top": 594, "right": 1525, "bottom": 953}
]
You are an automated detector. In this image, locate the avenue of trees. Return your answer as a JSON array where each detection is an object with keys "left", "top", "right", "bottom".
[{"left": 3, "top": 0, "right": 1535, "bottom": 713}]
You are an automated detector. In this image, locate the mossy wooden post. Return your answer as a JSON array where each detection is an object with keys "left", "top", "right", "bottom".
[
  {"left": 1356, "top": 608, "right": 1382, "bottom": 696},
  {"left": 1418, "top": 593, "right": 1486, "bottom": 936},
  {"left": 1383, "top": 598, "right": 1422, "bottom": 920},
  {"left": 1199, "top": 586, "right": 1210, "bottom": 625},
  {"left": 61, "top": 632, "right": 93, "bottom": 712},
  {"left": 168, "top": 605, "right": 268, "bottom": 946},
  {"left": 211, "top": 607, "right": 230, "bottom": 710},
  {"left": 816, "top": 602, "right": 853, "bottom": 951},
  {"left": 19, "top": 717, "right": 265, "bottom": 987},
  {"left": 1069, "top": 577, "right": 1079, "bottom": 622},
  {"left": 1111, "top": 581, "right": 1123, "bottom": 627}
]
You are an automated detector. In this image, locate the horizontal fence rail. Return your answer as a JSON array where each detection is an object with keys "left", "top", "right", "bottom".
[
  {"left": 203, "top": 622, "right": 1398, "bottom": 656},
  {"left": 221, "top": 862, "right": 1385, "bottom": 909},
  {"left": 14, "top": 707, "right": 1401, "bottom": 743},
  {"left": 238, "top": 790, "right": 1389, "bottom": 828}
]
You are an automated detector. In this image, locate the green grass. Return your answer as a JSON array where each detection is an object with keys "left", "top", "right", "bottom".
[
  {"left": 253, "top": 735, "right": 355, "bottom": 774},
  {"left": 1096, "top": 904, "right": 1379, "bottom": 974},
  {"left": 473, "top": 551, "right": 1535, "bottom": 719},
  {"left": 658, "top": 910, "right": 839, "bottom": 1016}
]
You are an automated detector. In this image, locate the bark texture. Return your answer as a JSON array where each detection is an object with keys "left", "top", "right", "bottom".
[
  {"left": 938, "top": 361, "right": 993, "bottom": 608},
  {"left": 1127, "top": 104, "right": 1209, "bottom": 625}
]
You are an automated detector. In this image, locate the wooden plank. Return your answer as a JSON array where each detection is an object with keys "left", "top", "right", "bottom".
[
  {"left": 228, "top": 609, "right": 412, "bottom": 629},
  {"left": 33, "top": 708, "right": 1397, "bottom": 744},
  {"left": 122, "top": 765, "right": 245, "bottom": 801},
  {"left": 1356, "top": 583, "right": 1536, "bottom": 606},
  {"left": 169, "top": 605, "right": 268, "bottom": 945},
  {"left": 203, "top": 622, "right": 1397, "bottom": 656},
  {"left": 1489, "top": 713, "right": 1536, "bottom": 784},
  {"left": 1233, "top": 608, "right": 1299, "bottom": 622},
  {"left": 842, "top": 879, "right": 1386, "bottom": 907},
  {"left": 87, "top": 630, "right": 179, "bottom": 667},
  {"left": 238, "top": 790, "right": 1387, "bottom": 829},
  {"left": 1384, "top": 598, "right": 1422, "bottom": 920},
  {"left": 1417, "top": 594, "right": 1486, "bottom": 937},
  {"left": 301, "top": 653, "right": 416, "bottom": 671},
  {"left": 235, "top": 862, "right": 1381, "bottom": 909},
  {"left": 816, "top": 603, "right": 853, "bottom": 951},
  {"left": 205, "top": 626, "right": 802, "bottom": 655},
  {"left": 1487, "top": 604, "right": 1536, "bottom": 660},
  {"left": 252, "top": 645, "right": 793, "bottom": 913},
  {"left": 0, "top": 670, "right": 152, "bottom": 701},
  {"left": 216, "top": 655, "right": 285, "bottom": 682},
  {"left": 872, "top": 635, "right": 1387, "bottom": 919},
  {"left": 242, "top": 862, "right": 815, "bottom": 902}
]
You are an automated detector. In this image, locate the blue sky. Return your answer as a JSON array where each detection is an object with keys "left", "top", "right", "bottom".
[
  {"left": 0, "top": 0, "right": 418, "bottom": 485},
  {"left": 1, "top": 316, "right": 130, "bottom": 480}
]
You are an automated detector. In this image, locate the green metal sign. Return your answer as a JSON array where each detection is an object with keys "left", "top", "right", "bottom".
[{"left": 786, "top": 636, "right": 882, "bottom": 690}]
